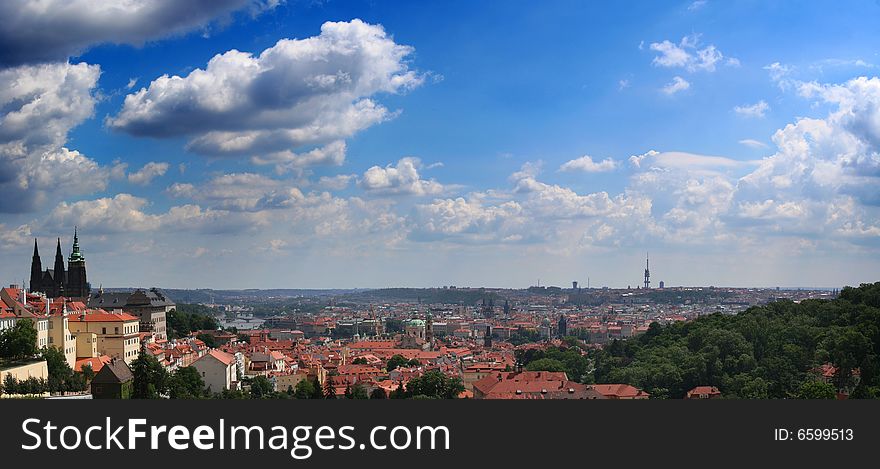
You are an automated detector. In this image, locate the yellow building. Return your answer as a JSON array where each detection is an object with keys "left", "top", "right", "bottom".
[
  {"left": 67, "top": 311, "right": 141, "bottom": 364},
  {"left": 48, "top": 312, "right": 78, "bottom": 368}
]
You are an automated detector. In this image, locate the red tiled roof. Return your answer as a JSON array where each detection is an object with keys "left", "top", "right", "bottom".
[
  {"left": 75, "top": 355, "right": 112, "bottom": 373},
  {"left": 202, "top": 349, "right": 235, "bottom": 366},
  {"left": 686, "top": 386, "right": 721, "bottom": 398},
  {"left": 69, "top": 311, "right": 139, "bottom": 322},
  {"left": 592, "top": 384, "right": 650, "bottom": 398}
]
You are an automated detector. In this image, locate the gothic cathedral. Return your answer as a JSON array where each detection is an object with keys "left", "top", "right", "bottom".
[{"left": 30, "top": 228, "right": 90, "bottom": 300}]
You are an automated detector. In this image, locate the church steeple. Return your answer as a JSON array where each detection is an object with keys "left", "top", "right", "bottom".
[
  {"left": 30, "top": 238, "right": 42, "bottom": 293},
  {"left": 65, "top": 228, "right": 90, "bottom": 300},
  {"left": 69, "top": 226, "right": 84, "bottom": 262},
  {"left": 53, "top": 237, "right": 65, "bottom": 295}
]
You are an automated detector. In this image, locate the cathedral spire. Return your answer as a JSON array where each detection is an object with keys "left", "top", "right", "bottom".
[
  {"left": 69, "top": 226, "right": 84, "bottom": 262},
  {"left": 53, "top": 237, "right": 65, "bottom": 295},
  {"left": 30, "top": 238, "right": 42, "bottom": 293}
]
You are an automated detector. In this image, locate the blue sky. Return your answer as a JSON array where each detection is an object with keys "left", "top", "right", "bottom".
[{"left": 1, "top": 0, "right": 879, "bottom": 289}]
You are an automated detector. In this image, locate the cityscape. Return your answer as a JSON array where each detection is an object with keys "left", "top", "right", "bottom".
[
  {"left": 1, "top": 1, "right": 879, "bottom": 404},
  {"left": 0, "top": 230, "right": 869, "bottom": 400}
]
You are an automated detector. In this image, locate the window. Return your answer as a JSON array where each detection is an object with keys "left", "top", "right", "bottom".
[
  {"left": 115, "top": 327, "right": 119, "bottom": 334},
  {"left": 102, "top": 327, "right": 106, "bottom": 334}
]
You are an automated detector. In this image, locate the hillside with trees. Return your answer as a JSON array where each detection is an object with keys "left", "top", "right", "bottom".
[{"left": 591, "top": 282, "right": 880, "bottom": 398}]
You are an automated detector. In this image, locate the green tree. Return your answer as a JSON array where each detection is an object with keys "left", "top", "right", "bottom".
[
  {"left": 310, "top": 378, "right": 324, "bottom": 399},
  {"left": 249, "top": 376, "right": 273, "bottom": 398},
  {"left": 131, "top": 349, "right": 168, "bottom": 399},
  {"left": 386, "top": 354, "right": 409, "bottom": 372},
  {"left": 370, "top": 387, "right": 388, "bottom": 399},
  {"left": 525, "top": 358, "right": 566, "bottom": 373},
  {"left": 168, "top": 366, "right": 206, "bottom": 399},
  {"left": 346, "top": 383, "right": 368, "bottom": 399},
  {"left": 323, "top": 378, "right": 336, "bottom": 399},
  {"left": 797, "top": 380, "right": 836, "bottom": 399},
  {"left": 3, "top": 374, "right": 17, "bottom": 395},
  {"left": 42, "top": 347, "right": 75, "bottom": 392},
  {"left": 294, "top": 378, "right": 315, "bottom": 399},
  {"left": 404, "top": 370, "right": 464, "bottom": 399},
  {"left": 352, "top": 357, "right": 369, "bottom": 365},
  {"left": 0, "top": 318, "right": 38, "bottom": 360},
  {"left": 81, "top": 363, "right": 95, "bottom": 384},
  {"left": 196, "top": 333, "right": 218, "bottom": 348}
]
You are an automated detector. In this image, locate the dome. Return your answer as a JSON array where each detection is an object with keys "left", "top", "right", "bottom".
[{"left": 541, "top": 317, "right": 551, "bottom": 326}]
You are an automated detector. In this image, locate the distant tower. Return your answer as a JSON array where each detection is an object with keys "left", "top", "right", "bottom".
[
  {"left": 425, "top": 312, "right": 434, "bottom": 344},
  {"left": 30, "top": 239, "right": 42, "bottom": 293},
  {"left": 503, "top": 300, "right": 510, "bottom": 316},
  {"left": 66, "top": 227, "right": 90, "bottom": 299},
  {"left": 484, "top": 325, "right": 492, "bottom": 348},
  {"left": 572, "top": 281, "right": 578, "bottom": 290},
  {"left": 557, "top": 314, "right": 568, "bottom": 338},
  {"left": 659, "top": 281, "right": 665, "bottom": 289},
  {"left": 643, "top": 252, "right": 651, "bottom": 290},
  {"left": 53, "top": 238, "right": 66, "bottom": 297}
]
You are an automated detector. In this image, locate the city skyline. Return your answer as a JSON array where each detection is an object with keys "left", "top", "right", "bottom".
[{"left": 1, "top": 0, "right": 879, "bottom": 289}]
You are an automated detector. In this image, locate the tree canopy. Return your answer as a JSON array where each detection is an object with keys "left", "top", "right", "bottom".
[
  {"left": 591, "top": 282, "right": 880, "bottom": 399},
  {"left": 0, "top": 319, "right": 38, "bottom": 360}
]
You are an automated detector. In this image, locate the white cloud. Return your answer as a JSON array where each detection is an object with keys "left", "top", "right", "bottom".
[
  {"left": 43, "top": 193, "right": 268, "bottom": 235},
  {"left": 739, "top": 139, "right": 769, "bottom": 149},
  {"left": 409, "top": 196, "right": 527, "bottom": 243},
  {"left": 764, "top": 62, "right": 793, "bottom": 89},
  {"left": 661, "top": 76, "right": 690, "bottom": 95},
  {"left": 251, "top": 140, "right": 346, "bottom": 174},
  {"left": 688, "top": 1, "right": 708, "bottom": 11},
  {"left": 128, "top": 161, "right": 169, "bottom": 185},
  {"left": 168, "top": 172, "right": 305, "bottom": 211},
  {"left": 629, "top": 150, "right": 754, "bottom": 175},
  {"left": 559, "top": 155, "right": 618, "bottom": 173},
  {"left": 649, "top": 34, "right": 733, "bottom": 72},
  {"left": 0, "top": 0, "right": 282, "bottom": 66},
  {"left": 108, "top": 19, "right": 423, "bottom": 158},
  {"left": 0, "top": 224, "right": 32, "bottom": 248},
  {"left": 734, "top": 100, "right": 770, "bottom": 118},
  {"left": 359, "top": 157, "right": 445, "bottom": 196},
  {"left": 317, "top": 174, "right": 356, "bottom": 191},
  {"left": 0, "top": 61, "right": 108, "bottom": 212}
]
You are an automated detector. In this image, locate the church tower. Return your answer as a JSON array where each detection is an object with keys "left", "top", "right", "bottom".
[
  {"left": 65, "top": 227, "right": 90, "bottom": 300},
  {"left": 53, "top": 238, "right": 66, "bottom": 297},
  {"left": 30, "top": 239, "right": 42, "bottom": 293}
]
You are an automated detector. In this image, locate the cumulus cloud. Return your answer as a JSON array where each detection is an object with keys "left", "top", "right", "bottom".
[
  {"left": 0, "top": 223, "right": 32, "bottom": 248},
  {"left": 108, "top": 19, "right": 423, "bottom": 158},
  {"left": 251, "top": 140, "right": 347, "bottom": 173},
  {"left": 166, "top": 173, "right": 305, "bottom": 211},
  {"left": 734, "top": 100, "right": 770, "bottom": 118},
  {"left": 649, "top": 34, "right": 734, "bottom": 72},
  {"left": 317, "top": 174, "right": 356, "bottom": 191},
  {"left": 42, "top": 193, "right": 265, "bottom": 235},
  {"left": 128, "top": 161, "right": 169, "bottom": 185},
  {"left": 359, "top": 157, "right": 445, "bottom": 196},
  {"left": 661, "top": 76, "right": 690, "bottom": 95},
  {"left": 0, "top": 61, "right": 108, "bottom": 212},
  {"left": 0, "top": 0, "right": 282, "bottom": 66},
  {"left": 409, "top": 196, "right": 528, "bottom": 243},
  {"left": 559, "top": 155, "right": 617, "bottom": 173}
]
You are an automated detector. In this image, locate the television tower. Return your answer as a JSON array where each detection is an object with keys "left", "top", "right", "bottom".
[{"left": 643, "top": 252, "right": 651, "bottom": 289}]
